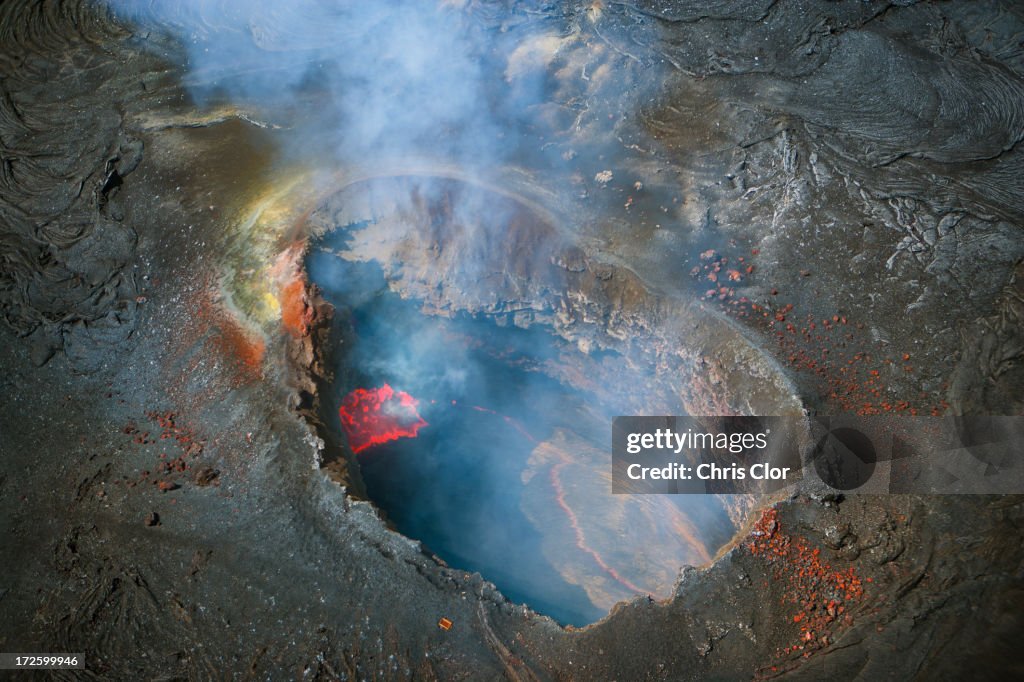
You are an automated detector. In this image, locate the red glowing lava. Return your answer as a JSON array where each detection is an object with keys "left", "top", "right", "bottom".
[{"left": 339, "top": 384, "right": 428, "bottom": 454}]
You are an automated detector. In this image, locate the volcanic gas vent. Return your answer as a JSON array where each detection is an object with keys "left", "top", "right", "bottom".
[{"left": 302, "top": 175, "right": 795, "bottom": 626}]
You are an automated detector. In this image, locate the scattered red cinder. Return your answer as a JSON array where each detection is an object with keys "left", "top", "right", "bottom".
[
  {"left": 118, "top": 411, "right": 210, "bottom": 494},
  {"left": 339, "top": 384, "right": 428, "bottom": 454},
  {"left": 747, "top": 508, "right": 866, "bottom": 670},
  {"left": 690, "top": 244, "right": 948, "bottom": 416}
]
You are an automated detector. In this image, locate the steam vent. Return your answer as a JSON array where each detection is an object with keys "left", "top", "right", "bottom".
[{"left": 2, "top": 1, "right": 1024, "bottom": 679}]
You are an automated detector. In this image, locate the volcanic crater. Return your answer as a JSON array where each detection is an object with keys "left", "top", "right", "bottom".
[{"left": 294, "top": 173, "right": 803, "bottom": 624}]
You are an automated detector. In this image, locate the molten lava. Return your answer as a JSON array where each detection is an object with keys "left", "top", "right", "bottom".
[{"left": 339, "top": 384, "right": 428, "bottom": 454}]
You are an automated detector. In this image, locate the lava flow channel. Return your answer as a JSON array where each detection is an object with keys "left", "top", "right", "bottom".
[
  {"left": 467, "top": 403, "right": 644, "bottom": 595},
  {"left": 339, "top": 384, "right": 428, "bottom": 454}
]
